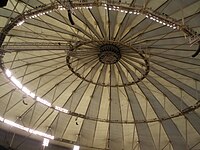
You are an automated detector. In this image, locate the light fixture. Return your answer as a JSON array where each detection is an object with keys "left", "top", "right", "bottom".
[
  {"left": 17, "top": 20, "right": 25, "bottom": 26},
  {"left": 43, "top": 138, "right": 50, "bottom": 147},
  {"left": 173, "top": 26, "right": 176, "bottom": 29},
  {"left": 22, "top": 87, "right": 31, "bottom": 95},
  {"left": 4, "top": 119, "right": 29, "bottom": 132},
  {"left": 5, "top": 69, "right": 12, "bottom": 77},
  {"left": 55, "top": 106, "right": 69, "bottom": 113},
  {"left": 36, "top": 97, "right": 52, "bottom": 107},
  {"left": 0, "top": 116, "right": 4, "bottom": 122},
  {"left": 73, "top": 145, "right": 80, "bottom": 150},
  {"left": 11, "top": 76, "right": 23, "bottom": 89}
]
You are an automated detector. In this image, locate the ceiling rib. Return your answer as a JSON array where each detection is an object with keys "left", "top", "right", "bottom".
[{"left": 116, "top": 63, "right": 156, "bottom": 150}]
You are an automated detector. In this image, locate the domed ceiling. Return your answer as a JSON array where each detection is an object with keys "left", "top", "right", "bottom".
[{"left": 0, "top": 0, "right": 200, "bottom": 150}]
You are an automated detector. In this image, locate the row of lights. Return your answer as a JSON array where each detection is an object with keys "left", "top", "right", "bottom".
[
  {"left": 0, "top": 116, "right": 80, "bottom": 149},
  {"left": 4, "top": 70, "right": 81, "bottom": 148},
  {"left": 5, "top": 69, "right": 69, "bottom": 114},
  {"left": 43, "top": 139, "right": 80, "bottom": 150},
  {"left": 16, "top": 3, "right": 178, "bottom": 30},
  {"left": 0, "top": 116, "right": 54, "bottom": 139},
  {"left": 13, "top": 2, "right": 199, "bottom": 45},
  {"left": 103, "top": 4, "right": 179, "bottom": 29},
  {"left": 2, "top": 69, "right": 80, "bottom": 148}
]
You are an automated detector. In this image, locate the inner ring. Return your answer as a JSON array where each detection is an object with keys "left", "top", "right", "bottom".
[{"left": 99, "top": 44, "right": 121, "bottom": 64}]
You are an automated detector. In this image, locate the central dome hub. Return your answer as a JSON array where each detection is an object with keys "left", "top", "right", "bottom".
[{"left": 99, "top": 44, "right": 121, "bottom": 64}]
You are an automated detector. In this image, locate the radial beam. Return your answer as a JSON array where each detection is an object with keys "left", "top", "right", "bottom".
[
  {"left": 78, "top": 64, "right": 106, "bottom": 147},
  {"left": 119, "top": 60, "right": 187, "bottom": 149},
  {"left": 116, "top": 63, "right": 156, "bottom": 150}
]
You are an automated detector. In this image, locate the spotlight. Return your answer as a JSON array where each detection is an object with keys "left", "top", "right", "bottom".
[
  {"left": 73, "top": 145, "right": 80, "bottom": 150},
  {"left": 42, "top": 138, "right": 49, "bottom": 147},
  {"left": 5, "top": 69, "right": 12, "bottom": 77}
]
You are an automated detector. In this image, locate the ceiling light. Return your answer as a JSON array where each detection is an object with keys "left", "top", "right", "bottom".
[
  {"left": 11, "top": 76, "right": 23, "bottom": 89},
  {"left": 0, "top": 116, "right": 4, "bottom": 122},
  {"left": 22, "top": 86, "right": 31, "bottom": 96},
  {"left": 30, "top": 92, "right": 36, "bottom": 99},
  {"left": 4, "top": 119, "right": 29, "bottom": 132},
  {"left": 29, "top": 129, "right": 54, "bottom": 139},
  {"left": 0, "top": 115, "right": 54, "bottom": 139},
  {"left": 5, "top": 69, "right": 12, "bottom": 77},
  {"left": 73, "top": 145, "right": 80, "bottom": 150},
  {"left": 55, "top": 106, "right": 69, "bottom": 113},
  {"left": 43, "top": 138, "right": 50, "bottom": 147},
  {"left": 17, "top": 20, "right": 25, "bottom": 26},
  {"left": 36, "top": 97, "right": 51, "bottom": 107}
]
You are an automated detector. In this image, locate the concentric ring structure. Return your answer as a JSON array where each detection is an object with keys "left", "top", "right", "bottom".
[{"left": 0, "top": 0, "right": 200, "bottom": 150}]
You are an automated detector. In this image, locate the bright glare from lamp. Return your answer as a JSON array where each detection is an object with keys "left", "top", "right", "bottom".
[
  {"left": 36, "top": 97, "right": 51, "bottom": 107},
  {"left": 42, "top": 138, "right": 49, "bottom": 147},
  {"left": 5, "top": 69, "right": 12, "bottom": 78},
  {"left": 11, "top": 76, "right": 23, "bottom": 89},
  {"left": 73, "top": 145, "right": 80, "bottom": 150},
  {"left": 22, "top": 87, "right": 31, "bottom": 95}
]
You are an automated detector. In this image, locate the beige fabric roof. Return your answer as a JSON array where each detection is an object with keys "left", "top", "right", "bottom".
[{"left": 0, "top": 0, "right": 200, "bottom": 149}]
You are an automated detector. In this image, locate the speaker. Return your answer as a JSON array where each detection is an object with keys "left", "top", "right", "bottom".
[{"left": 0, "top": 0, "right": 8, "bottom": 7}]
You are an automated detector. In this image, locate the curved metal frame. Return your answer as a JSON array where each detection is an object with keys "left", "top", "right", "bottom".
[{"left": 0, "top": 1, "right": 200, "bottom": 148}]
